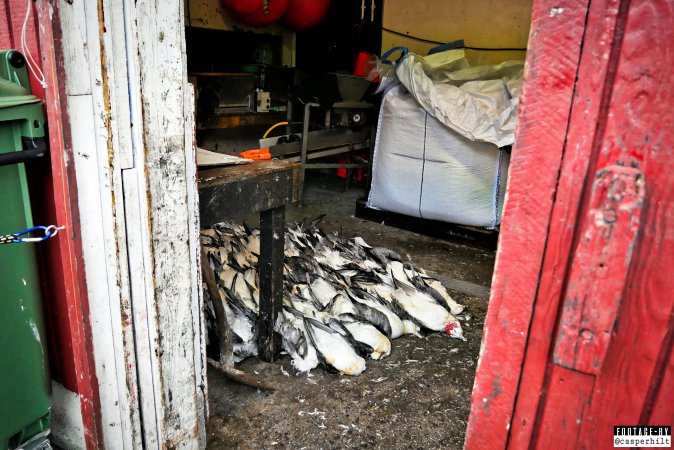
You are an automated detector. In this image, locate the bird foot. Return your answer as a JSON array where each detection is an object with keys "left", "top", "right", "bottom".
[{"left": 207, "top": 358, "right": 277, "bottom": 391}]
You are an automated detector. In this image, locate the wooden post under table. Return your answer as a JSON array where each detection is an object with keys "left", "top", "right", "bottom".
[
  {"left": 258, "top": 205, "right": 285, "bottom": 361},
  {"left": 198, "top": 160, "right": 300, "bottom": 363}
]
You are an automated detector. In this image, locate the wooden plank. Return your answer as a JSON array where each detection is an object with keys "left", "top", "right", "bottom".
[
  {"left": 469, "top": 0, "right": 674, "bottom": 447},
  {"left": 199, "top": 169, "right": 294, "bottom": 225},
  {"left": 58, "top": 0, "right": 208, "bottom": 446},
  {"left": 576, "top": 0, "right": 674, "bottom": 446},
  {"left": 37, "top": 1, "right": 106, "bottom": 446},
  {"left": 198, "top": 162, "right": 299, "bottom": 227},
  {"left": 120, "top": 168, "right": 163, "bottom": 449},
  {"left": 507, "top": 0, "right": 625, "bottom": 446},
  {"left": 184, "top": 82, "right": 207, "bottom": 443},
  {"left": 258, "top": 205, "right": 285, "bottom": 362},
  {"left": 100, "top": 0, "right": 135, "bottom": 169},
  {"left": 55, "top": 0, "right": 149, "bottom": 447},
  {"left": 533, "top": 169, "right": 644, "bottom": 449},
  {"left": 592, "top": 0, "right": 674, "bottom": 169},
  {"left": 464, "top": 1, "right": 590, "bottom": 446},
  {"left": 133, "top": 0, "right": 205, "bottom": 445},
  {"left": 108, "top": 0, "right": 164, "bottom": 444},
  {"left": 36, "top": 8, "right": 80, "bottom": 398},
  {"left": 67, "top": 94, "right": 129, "bottom": 450},
  {"left": 82, "top": 1, "right": 143, "bottom": 447},
  {"left": 647, "top": 341, "right": 674, "bottom": 425},
  {"left": 198, "top": 160, "right": 300, "bottom": 187},
  {"left": 533, "top": 366, "right": 594, "bottom": 449},
  {"left": 508, "top": 0, "right": 674, "bottom": 447},
  {"left": 114, "top": 41, "right": 163, "bottom": 450},
  {"left": 0, "top": 1, "right": 11, "bottom": 47},
  {"left": 57, "top": 0, "right": 91, "bottom": 96},
  {"left": 553, "top": 167, "right": 644, "bottom": 374}
]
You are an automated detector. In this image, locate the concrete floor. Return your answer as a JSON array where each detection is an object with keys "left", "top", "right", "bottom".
[{"left": 206, "top": 172, "right": 496, "bottom": 449}]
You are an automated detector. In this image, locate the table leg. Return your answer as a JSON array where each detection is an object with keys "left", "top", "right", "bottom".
[
  {"left": 298, "top": 102, "right": 318, "bottom": 208},
  {"left": 258, "top": 205, "right": 285, "bottom": 362}
]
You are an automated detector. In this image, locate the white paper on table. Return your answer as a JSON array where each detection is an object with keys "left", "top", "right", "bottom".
[{"left": 197, "top": 148, "right": 252, "bottom": 167}]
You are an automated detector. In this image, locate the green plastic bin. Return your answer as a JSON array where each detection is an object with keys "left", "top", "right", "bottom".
[{"left": 0, "top": 50, "right": 51, "bottom": 450}]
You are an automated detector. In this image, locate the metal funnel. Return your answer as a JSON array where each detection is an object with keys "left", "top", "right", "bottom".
[{"left": 335, "top": 74, "right": 371, "bottom": 102}]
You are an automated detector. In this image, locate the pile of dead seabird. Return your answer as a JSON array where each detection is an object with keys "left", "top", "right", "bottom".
[{"left": 201, "top": 217, "right": 466, "bottom": 376}]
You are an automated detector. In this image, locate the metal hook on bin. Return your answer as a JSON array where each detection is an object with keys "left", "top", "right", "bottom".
[{"left": 0, "top": 225, "right": 65, "bottom": 244}]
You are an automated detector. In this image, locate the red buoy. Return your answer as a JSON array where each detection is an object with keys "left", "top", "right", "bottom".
[
  {"left": 282, "top": 0, "right": 330, "bottom": 31},
  {"left": 232, "top": 0, "right": 290, "bottom": 27}
]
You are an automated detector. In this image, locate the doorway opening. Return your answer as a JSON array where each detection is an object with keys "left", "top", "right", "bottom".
[{"left": 186, "top": 0, "right": 533, "bottom": 447}]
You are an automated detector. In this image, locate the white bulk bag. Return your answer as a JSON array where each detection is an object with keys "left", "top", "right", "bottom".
[{"left": 367, "top": 85, "right": 509, "bottom": 228}]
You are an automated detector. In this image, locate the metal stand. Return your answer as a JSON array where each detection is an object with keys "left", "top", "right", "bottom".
[{"left": 297, "top": 102, "right": 374, "bottom": 207}]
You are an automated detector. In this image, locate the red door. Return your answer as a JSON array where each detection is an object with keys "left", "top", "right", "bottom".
[
  {"left": 0, "top": 0, "right": 103, "bottom": 447},
  {"left": 466, "top": 0, "right": 674, "bottom": 448}
]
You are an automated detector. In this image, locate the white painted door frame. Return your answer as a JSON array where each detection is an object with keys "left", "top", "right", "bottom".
[{"left": 54, "top": 0, "right": 205, "bottom": 447}]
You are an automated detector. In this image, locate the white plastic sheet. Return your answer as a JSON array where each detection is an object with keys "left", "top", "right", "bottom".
[
  {"left": 395, "top": 49, "right": 523, "bottom": 147},
  {"left": 196, "top": 148, "right": 251, "bottom": 167}
]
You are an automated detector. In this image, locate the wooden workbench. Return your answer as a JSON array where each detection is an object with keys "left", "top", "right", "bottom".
[{"left": 198, "top": 160, "right": 300, "bottom": 362}]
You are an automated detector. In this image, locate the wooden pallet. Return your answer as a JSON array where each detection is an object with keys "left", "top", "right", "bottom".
[{"left": 354, "top": 198, "right": 498, "bottom": 249}]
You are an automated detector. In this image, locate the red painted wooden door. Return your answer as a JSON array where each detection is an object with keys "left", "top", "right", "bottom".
[
  {"left": 465, "top": 0, "right": 674, "bottom": 449},
  {"left": 0, "top": 0, "right": 103, "bottom": 447}
]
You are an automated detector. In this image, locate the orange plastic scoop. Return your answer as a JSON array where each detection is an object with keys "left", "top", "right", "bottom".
[{"left": 240, "top": 148, "right": 272, "bottom": 160}]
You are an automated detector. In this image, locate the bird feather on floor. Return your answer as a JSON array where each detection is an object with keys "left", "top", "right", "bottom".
[{"left": 201, "top": 216, "right": 466, "bottom": 376}]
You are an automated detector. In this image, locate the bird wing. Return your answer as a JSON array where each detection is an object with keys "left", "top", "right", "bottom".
[{"left": 326, "top": 317, "right": 374, "bottom": 357}]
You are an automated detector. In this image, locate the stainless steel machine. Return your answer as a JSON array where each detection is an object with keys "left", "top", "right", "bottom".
[{"left": 260, "top": 74, "right": 375, "bottom": 206}]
